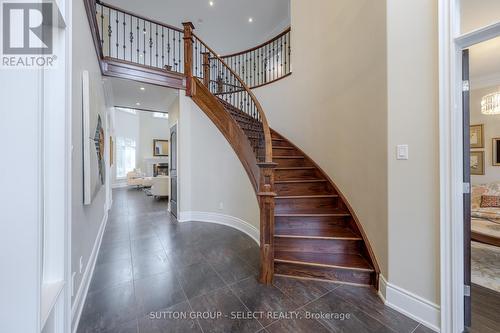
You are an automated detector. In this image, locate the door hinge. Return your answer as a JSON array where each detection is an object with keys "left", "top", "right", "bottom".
[
  {"left": 464, "top": 285, "right": 471, "bottom": 297},
  {"left": 463, "top": 80, "right": 470, "bottom": 92},
  {"left": 463, "top": 182, "right": 470, "bottom": 194}
]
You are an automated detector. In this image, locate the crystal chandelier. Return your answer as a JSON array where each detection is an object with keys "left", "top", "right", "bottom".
[{"left": 481, "top": 92, "right": 500, "bottom": 115}]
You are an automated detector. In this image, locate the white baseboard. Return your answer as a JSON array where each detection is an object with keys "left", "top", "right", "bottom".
[
  {"left": 178, "top": 211, "right": 259, "bottom": 245},
  {"left": 71, "top": 211, "right": 109, "bottom": 333},
  {"left": 379, "top": 275, "right": 440, "bottom": 332}
]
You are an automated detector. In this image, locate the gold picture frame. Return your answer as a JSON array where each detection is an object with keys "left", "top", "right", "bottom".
[
  {"left": 471, "top": 151, "right": 485, "bottom": 175},
  {"left": 153, "top": 139, "right": 169, "bottom": 156},
  {"left": 470, "top": 124, "right": 484, "bottom": 148},
  {"left": 493, "top": 138, "right": 500, "bottom": 166}
]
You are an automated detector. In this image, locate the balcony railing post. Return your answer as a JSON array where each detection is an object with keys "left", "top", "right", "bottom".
[
  {"left": 182, "top": 22, "right": 195, "bottom": 96},
  {"left": 257, "top": 162, "right": 277, "bottom": 285},
  {"left": 202, "top": 52, "right": 210, "bottom": 87}
]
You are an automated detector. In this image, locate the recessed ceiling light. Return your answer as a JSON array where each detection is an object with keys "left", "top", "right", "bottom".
[
  {"left": 248, "top": 17, "right": 253, "bottom": 23},
  {"left": 136, "top": 102, "right": 141, "bottom": 106},
  {"left": 209, "top": 1, "right": 214, "bottom": 6},
  {"left": 140, "top": 87, "right": 145, "bottom": 91}
]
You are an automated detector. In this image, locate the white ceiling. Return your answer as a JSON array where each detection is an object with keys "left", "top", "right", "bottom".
[
  {"left": 105, "top": 76, "right": 178, "bottom": 112},
  {"left": 106, "top": 0, "right": 290, "bottom": 54}
]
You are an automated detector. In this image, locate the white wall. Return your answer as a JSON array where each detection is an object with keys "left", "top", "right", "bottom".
[
  {"left": 253, "top": 0, "right": 440, "bottom": 327},
  {"left": 386, "top": 0, "right": 440, "bottom": 326},
  {"left": 461, "top": 0, "right": 500, "bottom": 34},
  {"left": 254, "top": 0, "right": 388, "bottom": 274},
  {"left": 71, "top": 0, "right": 108, "bottom": 324},
  {"left": 178, "top": 95, "right": 260, "bottom": 230},
  {"left": 138, "top": 111, "right": 170, "bottom": 172},
  {"left": 470, "top": 86, "right": 500, "bottom": 184}
]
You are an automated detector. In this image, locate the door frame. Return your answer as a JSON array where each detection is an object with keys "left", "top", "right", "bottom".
[
  {"left": 169, "top": 121, "right": 179, "bottom": 216},
  {"left": 439, "top": 1, "right": 500, "bottom": 332}
]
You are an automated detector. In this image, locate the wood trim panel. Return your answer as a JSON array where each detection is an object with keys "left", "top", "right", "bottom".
[{"left": 102, "top": 58, "right": 186, "bottom": 89}]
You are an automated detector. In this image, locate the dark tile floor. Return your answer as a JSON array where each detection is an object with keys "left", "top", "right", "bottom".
[{"left": 77, "top": 188, "right": 431, "bottom": 333}]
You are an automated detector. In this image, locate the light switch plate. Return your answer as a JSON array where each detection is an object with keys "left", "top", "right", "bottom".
[{"left": 397, "top": 145, "right": 409, "bottom": 160}]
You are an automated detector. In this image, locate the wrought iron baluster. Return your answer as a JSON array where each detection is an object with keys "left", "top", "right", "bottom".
[
  {"left": 143, "top": 20, "right": 146, "bottom": 65},
  {"left": 107, "top": 7, "right": 112, "bottom": 57},
  {"left": 155, "top": 25, "right": 158, "bottom": 67},
  {"left": 136, "top": 19, "right": 139, "bottom": 62},
  {"left": 115, "top": 10, "right": 119, "bottom": 58}
]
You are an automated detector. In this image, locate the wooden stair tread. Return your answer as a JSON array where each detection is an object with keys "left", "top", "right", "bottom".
[
  {"left": 275, "top": 195, "right": 339, "bottom": 199},
  {"left": 276, "top": 167, "right": 316, "bottom": 170},
  {"left": 273, "top": 146, "right": 296, "bottom": 150},
  {"left": 275, "top": 179, "right": 327, "bottom": 184},
  {"left": 273, "top": 156, "right": 305, "bottom": 159},
  {"left": 275, "top": 213, "right": 351, "bottom": 217},
  {"left": 275, "top": 226, "right": 361, "bottom": 240},
  {"left": 274, "top": 251, "right": 373, "bottom": 272}
]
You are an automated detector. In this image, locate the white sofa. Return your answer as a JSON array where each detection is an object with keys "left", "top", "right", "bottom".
[
  {"left": 126, "top": 168, "right": 145, "bottom": 186},
  {"left": 150, "top": 176, "right": 170, "bottom": 198}
]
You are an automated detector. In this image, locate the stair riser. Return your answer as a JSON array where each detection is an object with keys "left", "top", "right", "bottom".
[
  {"left": 275, "top": 238, "right": 362, "bottom": 255},
  {"left": 275, "top": 262, "right": 374, "bottom": 285},
  {"left": 275, "top": 215, "right": 350, "bottom": 229},
  {"left": 275, "top": 197, "right": 340, "bottom": 214},
  {"left": 275, "top": 169, "right": 321, "bottom": 181},
  {"left": 272, "top": 148, "right": 302, "bottom": 156},
  {"left": 275, "top": 182, "right": 335, "bottom": 196},
  {"left": 272, "top": 139, "right": 292, "bottom": 147},
  {"left": 273, "top": 158, "right": 312, "bottom": 167}
]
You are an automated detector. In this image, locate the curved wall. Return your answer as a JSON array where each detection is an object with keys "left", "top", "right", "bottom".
[{"left": 254, "top": 0, "right": 389, "bottom": 276}]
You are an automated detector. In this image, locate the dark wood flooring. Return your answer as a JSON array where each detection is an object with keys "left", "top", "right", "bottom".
[
  {"left": 77, "top": 188, "right": 434, "bottom": 333},
  {"left": 471, "top": 284, "right": 500, "bottom": 333}
]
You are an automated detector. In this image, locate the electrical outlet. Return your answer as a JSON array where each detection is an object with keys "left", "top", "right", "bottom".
[
  {"left": 218, "top": 202, "right": 224, "bottom": 210},
  {"left": 79, "top": 256, "right": 83, "bottom": 274}
]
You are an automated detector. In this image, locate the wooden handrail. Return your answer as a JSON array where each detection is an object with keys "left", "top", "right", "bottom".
[
  {"left": 96, "top": 0, "right": 184, "bottom": 33},
  {"left": 189, "top": 31, "right": 273, "bottom": 164},
  {"left": 221, "top": 27, "right": 291, "bottom": 58}
]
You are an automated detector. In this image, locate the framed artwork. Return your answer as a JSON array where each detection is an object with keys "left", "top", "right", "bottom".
[
  {"left": 470, "top": 124, "right": 484, "bottom": 148},
  {"left": 470, "top": 151, "right": 485, "bottom": 175},
  {"left": 82, "top": 70, "right": 106, "bottom": 205},
  {"left": 153, "top": 139, "right": 169, "bottom": 156},
  {"left": 492, "top": 138, "right": 500, "bottom": 166}
]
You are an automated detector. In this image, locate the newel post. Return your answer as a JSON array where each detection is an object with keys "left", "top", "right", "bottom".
[
  {"left": 257, "top": 162, "right": 277, "bottom": 285},
  {"left": 202, "top": 52, "right": 210, "bottom": 87},
  {"left": 182, "top": 22, "right": 195, "bottom": 96}
]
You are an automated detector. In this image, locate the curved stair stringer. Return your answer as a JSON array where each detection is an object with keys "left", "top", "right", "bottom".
[
  {"left": 271, "top": 129, "right": 381, "bottom": 288},
  {"left": 189, "top": 77, "right": 261, "bottom": 193}
]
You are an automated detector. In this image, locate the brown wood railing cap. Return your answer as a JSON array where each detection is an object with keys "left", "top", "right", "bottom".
[
  {"left": 191, "top": 32, "right": 274, "bottom": 164},
  {"left": 221, "top": 27, "right": 291, "bottom": 58},
  {"left": 97, "top": 0, "right": 184, "bottom": 32}
]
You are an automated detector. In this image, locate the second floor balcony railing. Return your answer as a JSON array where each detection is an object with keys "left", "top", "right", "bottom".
[{"left": 96, "top": 0, "right": 184, "bottom": 73}]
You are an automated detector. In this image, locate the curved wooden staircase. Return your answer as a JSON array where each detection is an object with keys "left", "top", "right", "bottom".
[
  {"left": 271, "top": 131, "right": 379, "bottom": 286},
  {"left": 85, "top": 0, "right": 379, "bottom": 288}
]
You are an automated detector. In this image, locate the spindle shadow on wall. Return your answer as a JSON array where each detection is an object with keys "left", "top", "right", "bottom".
[{"left": 96, "top": 0, "right": 184, "bottom": 73}]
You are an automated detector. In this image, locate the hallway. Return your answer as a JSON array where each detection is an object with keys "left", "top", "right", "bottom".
[{"left": 77, "top": 189, "right": 432, "bottom": 333}]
